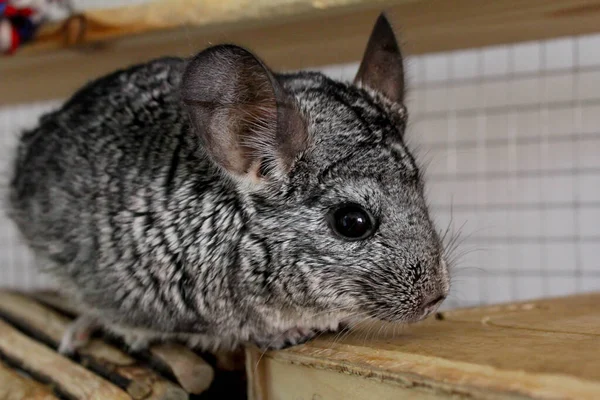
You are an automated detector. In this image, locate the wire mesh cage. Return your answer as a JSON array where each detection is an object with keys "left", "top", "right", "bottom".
[{"left": 1, "top": 33, "right": 599, "bottom": 310}]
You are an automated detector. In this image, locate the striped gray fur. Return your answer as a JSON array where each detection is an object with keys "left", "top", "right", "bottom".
[{"left": 8, "top": 14, "right": 450, "bottom": 351}]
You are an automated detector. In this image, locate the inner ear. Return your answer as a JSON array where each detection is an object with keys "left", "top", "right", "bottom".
[
  {"left": 181, "top": 45, "right": 307, "bottom": 181},
  {"left": 354, "top": 13, "right": 405, "bottom": 104}
]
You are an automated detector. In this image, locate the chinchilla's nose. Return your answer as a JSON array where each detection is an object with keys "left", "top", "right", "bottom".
[
  {"left": 419, "top": 293, "right": 446, "bottom": 318},
  {"left": 419, "top": 259, "right": 450, "bottom": 318}
]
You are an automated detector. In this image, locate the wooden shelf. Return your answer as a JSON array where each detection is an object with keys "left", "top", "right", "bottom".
[
  {"left": 2, "top": 0, "right": 600, "bottom": 105},
  {"left": 247, "top": 293, "right": 600, "bottom": 399}
]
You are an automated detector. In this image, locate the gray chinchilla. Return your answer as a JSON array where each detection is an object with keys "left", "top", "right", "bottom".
[{"left": 8, "top": 13, "right": 450, "bottom": 354}]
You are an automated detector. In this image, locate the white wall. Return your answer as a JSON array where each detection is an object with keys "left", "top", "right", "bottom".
[
  {"left": 2, "top": 33, "right": 600, "bottom": 309},
  {"left": 0, "top": 100, "right": 61, "bottom": 289},
  {"left": 408, "top": 35, "right": 600, "bottom": 308}
]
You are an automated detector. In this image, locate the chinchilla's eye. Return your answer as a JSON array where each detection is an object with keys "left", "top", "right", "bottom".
[{"left": 328, "top": 203, "right": 375, "bottom": 241}]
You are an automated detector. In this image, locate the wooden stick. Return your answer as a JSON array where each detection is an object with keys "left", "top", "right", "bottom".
[
  {"left": 0, "top": 319, "right": 130, "bottom": 399},
  {"left": 151, "top": 343, "right": 215, "bottom": 394},
  {"left": 0, "top": 360, "right": 59, "bottom": 400},
  {"left": 0, "top": 291, "right": 188, "bottom": 399},
  {"left": 0, "top": 291, "right": 76, "bottom": 343},
  {"left": 30, "top": 290, "right": 217, "bottom": 395},
  {"left": 32, "top": 291, "right": 217, "bottom": 394}
]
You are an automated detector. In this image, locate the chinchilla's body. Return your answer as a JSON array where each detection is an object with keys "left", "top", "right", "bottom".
[{"left": 9, "top": 14, "right": 450, "bottom": 353}]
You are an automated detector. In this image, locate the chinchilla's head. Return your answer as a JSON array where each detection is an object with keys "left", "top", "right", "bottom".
[{"left": 182, "top": 14, "right": 449, "bottom": 337}]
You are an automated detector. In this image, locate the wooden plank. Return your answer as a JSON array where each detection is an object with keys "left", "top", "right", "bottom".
[
  {"left": 0, "top": 290, "right": 189, "bottom": 399},
  {"left": 3, "top": 0, "right": 600, "bottom": 105},
  {"left": 247, "top": 293, "right": 600, "bottom": 399},
  {"left": 0, "top": 319, "right": 130, "bottom": 399},
  {"left": 245, "top": 347, "right": 267, "bottom": 400},
  {"left": 0, "top": 291, "right": 79, "bottom": 345},
  {"left": 151, "top": 343, "right": 215, "bottom": 394},
  {"left": 8, "top": 290, "right": 216, "bottom": 396},
  {"left": 250, "top": 356, "right": 444, "bottom": 400},
  {"left": 12, "top": 0, "right": 405, "bottom": 55},
  {"left": 0, "top": 360, "right": 58, "bottom": 400}
]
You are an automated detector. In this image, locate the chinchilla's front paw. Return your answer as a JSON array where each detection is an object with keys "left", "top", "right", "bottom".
[
  {"left": 253, "top": 327, "right": 319, "bottom": 351},
  {"left": 58, "top": 315, "right": 156, "bottom": 355},
  {"left": 58, "top": 315, "right": 100, "bottom": 355}
]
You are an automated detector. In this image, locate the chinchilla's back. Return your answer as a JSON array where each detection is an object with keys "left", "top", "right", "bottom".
[
  {"left": 8, "top": 57, "right": 241, "bottom": 323},
  {"left": 9, "top": 57, "right": 186, "bottom": 271}
]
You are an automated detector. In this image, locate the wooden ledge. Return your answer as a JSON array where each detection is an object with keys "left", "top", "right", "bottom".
[
  {"left": 247, "top": 293, "right": 600, "bottom": 399},
  {"left": 3, "top": 0, "right": 600, "bottom": 106},
  {"left": 2, "top": 289, "right": 599, "bottom": 398}
]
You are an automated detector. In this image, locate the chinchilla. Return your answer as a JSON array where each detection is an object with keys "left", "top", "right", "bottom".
[{"left": 8, "top": 13, "right": 450, "bottom": 354}]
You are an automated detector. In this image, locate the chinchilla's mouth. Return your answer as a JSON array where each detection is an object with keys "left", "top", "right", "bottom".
[{"left": 358, "top": 306, "right": 436, "bottom": 326}]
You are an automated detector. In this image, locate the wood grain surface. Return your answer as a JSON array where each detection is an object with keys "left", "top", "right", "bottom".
[
  {"left": 0, "top": 290, "right": 231, "bottom": 399},
  {"left": 0, "top": 319, "right": 131, "bottom": 399},
  {"left": 0, "top": 291, "right": 191, "bottom": 399},
  {"left": 247, "top": 293, "right": 600, "bottom": 400},
  {"left": 0, "top": 360, "right": 58, "bottom": 400}
]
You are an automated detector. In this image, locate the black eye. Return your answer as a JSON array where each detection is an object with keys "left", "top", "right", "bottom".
[{"left": 328, "top": 203, "right": 375, "bottom": 241}]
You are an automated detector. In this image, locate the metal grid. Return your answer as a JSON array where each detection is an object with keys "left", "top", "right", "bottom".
[
  {"left": 1, "top": 34, "right": 600, "bottom": 309},
  {"left": 405, "top": 36, "right": 600, "bottom": 308}
]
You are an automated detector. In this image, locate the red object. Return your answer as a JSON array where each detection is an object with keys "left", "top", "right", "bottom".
[
  {"left": 1, "top": 1, "right": 42, "bottom": 54},
  {"left": 8, "top": 22, "right": 19, "bottom": 53},
  {"left": 4, "top": 4, "right": 36, "bottom": 18}
]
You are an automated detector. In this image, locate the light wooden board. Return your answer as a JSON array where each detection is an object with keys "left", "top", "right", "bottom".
[
  {"left": 0, "top": 291, "right": 197, "bottom": 399},
  {"left": 0, "top": 290, "right": 225, "bottom": 399},
  {"left": 0, "top": 360, "right": 58, "bottom": 400},
  {"left": 0, "top": 319, "right": 131, "bottom": 400},
  {"left": 247, "top": 293, "right": 600, "bottom": 400},
  {"left": 3, "top": 0, "right": 600, "bottom": 105}
]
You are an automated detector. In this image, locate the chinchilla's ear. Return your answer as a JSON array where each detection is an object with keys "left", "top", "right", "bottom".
[
  {"left": 354, "top": 13, "right": 405, "bottom": 104},
  {"left": 181, "top": 45, "right": 307, "bottom": 182}
]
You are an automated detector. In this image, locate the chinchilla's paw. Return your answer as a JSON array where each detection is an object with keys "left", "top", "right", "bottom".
[
  {"left": 101, "top": 324, "right": 166, "bottom": 354},
  {"left": 58, "top": 315, "right": 99, "bottom": 355},
  {"left": 119, "top": 331, "right": 154, "bottom": 353},
  {"left": 253, "top": 327, "right": 319, "bottom": 351},
  {"left": 58, "top": 315, "right": 156, "bottom": 355}
]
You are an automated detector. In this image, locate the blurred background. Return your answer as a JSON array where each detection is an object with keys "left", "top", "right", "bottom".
[{"left": 1, "top": 0, "right": 599, "bottom": 310}]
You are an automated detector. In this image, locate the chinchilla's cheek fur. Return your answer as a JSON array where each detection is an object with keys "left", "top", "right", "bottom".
[
  {"left": 7, "top": 14, "right": 449, "bottom": 353},
  {"left": 243, "top": 184, "right": 447, "bottom": 328}
]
